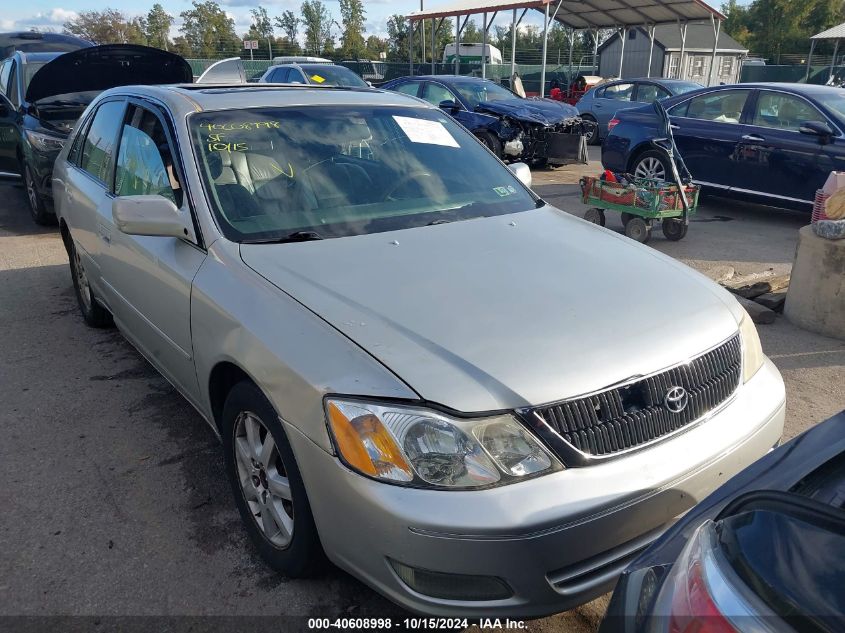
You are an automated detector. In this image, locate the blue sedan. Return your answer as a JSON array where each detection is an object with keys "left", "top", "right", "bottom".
[
  {"left": 577, "top": 78, "right": 702, "bottom": 144},
  {"left": 602, "top": 83, "right": 845, "bottom": 210}
]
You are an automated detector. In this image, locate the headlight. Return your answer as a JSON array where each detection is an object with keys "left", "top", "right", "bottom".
[
  {"left": 739, "top": 310, "right": 764, "bottom": 383},
  {"left": 325, "top": 399, "right": 561, "bottom": 489},
  {"left": 24, "top": 129, "right": 66, "bottom": 153}
]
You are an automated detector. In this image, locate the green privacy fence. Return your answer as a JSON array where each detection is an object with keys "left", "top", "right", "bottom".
[
  {"left": 739, "top": 64, "right": 844, "bottom": 84},
  {"left": 186, "top": 59, "right": 598, "bottom": 93}
]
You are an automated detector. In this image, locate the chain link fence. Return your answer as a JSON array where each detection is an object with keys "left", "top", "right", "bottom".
[{"left": 186, "top": 58, "right": 599, "bottom": 93}]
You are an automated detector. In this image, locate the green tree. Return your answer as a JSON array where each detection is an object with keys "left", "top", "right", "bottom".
[
  {"left": 338, "top": 0, "right": 366, "bottom": 59},
  {"left": 274, "top": 10, "right": 301, "bottom": 54},
  {"left": 365, "top": 35, "right": 387, "bottom": 59},
  {"left": 145, "top": 4, "right": 174, "bottom": 51},
  {"left": 300, "top": 0, "right": 335, "bottom": 56},
  {"left": 386, "top": 14, "right": 409, "bottom": 61},
  {"left": 179, "top": 0, "right": 239, "bottom": 58},
  {"left": 63, "top": 9, "right": 147, "bottom": 45},
  {"left": 249, "top": 6, "right": 274, "bottom": 58}
]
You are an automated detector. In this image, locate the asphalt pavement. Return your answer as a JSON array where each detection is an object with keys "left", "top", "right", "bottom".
[{"left": 1, "top": 153, "right": 843, "bottom": 632}]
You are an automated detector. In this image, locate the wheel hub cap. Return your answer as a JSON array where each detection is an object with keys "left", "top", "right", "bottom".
[{"left": 234, "top": 411, "right": 294, "bottom": 548}]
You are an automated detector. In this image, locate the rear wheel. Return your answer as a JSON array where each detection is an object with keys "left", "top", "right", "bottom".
[
  {"left": 68, "top": 237, "right": 113, "bottom": 328},
  {"left": 625, "top": 217, "right": 651, "bottom": 243},
  {"left": 22, "top": 162, "right": 54, "bottom": 225},
  {"left": 631, "top": 150, "right": 670, "bottom": 182},
  {"left": 222, "top": 381, "right": 324, "bottom": 577},
  {"left": 580, "top": 114, "right": 600, "bottom": 145}
]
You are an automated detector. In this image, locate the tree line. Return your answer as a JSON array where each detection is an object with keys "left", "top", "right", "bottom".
[
  {"left": 62, "top": 0, "right": 380, "bottom": 60},
  {"left": 721, "top": 0, "right": 845, "bottom": 62},
  {"left": 60, "top": 1, "right": 605, "bottom": 64}
]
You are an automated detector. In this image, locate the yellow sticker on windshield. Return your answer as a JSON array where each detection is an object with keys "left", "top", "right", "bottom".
[{"left": 310, "top": 74, "right": 326, "bottom": 83}]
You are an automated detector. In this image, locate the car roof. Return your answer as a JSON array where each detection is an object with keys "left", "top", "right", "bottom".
[{"left": 98, "top": 84, "right": 431, "bottom": 117}]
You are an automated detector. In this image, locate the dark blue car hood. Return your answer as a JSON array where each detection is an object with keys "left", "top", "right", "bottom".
[{"left": 475, "top": 97, "right": 579, "bottom": 126}]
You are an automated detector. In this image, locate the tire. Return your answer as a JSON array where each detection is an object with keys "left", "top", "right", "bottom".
[
  {"left": 621, "top": 212, "right": 636, "bottom": 227},
  {"left": 584, "top": 207, "right": 606, "bottom": 226},
  {"left": 631, "top": 150, "right": 671, "bottom": 182},
  {"left": 581, "top": 114, "right": 600, "bottom": 145},
  {"left": 22, "top": 162, "right": 55, "bottom": 225},
  {"left": 624, "top": 217, "right": 652, "bottom": 243},
  {"left": 222, "top": 381, "right": 324, "bottom": 577},
  {"left": 474, "top": 130, "right": 503, "bottom": 159},
  {"left": 67, "top": 237, "right": 113, "bottom": 328},
  {"left": 662, "top": 218, "right": 688, "bottom": 241}
]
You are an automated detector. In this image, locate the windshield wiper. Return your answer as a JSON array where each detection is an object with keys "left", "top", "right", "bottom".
[{"left": 243, "top": 230, "right": 324, "bottom": 244}]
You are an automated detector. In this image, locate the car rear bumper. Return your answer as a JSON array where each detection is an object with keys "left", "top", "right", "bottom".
[{"left": 285, "top": 358, "right": 785, "bottom": 618}]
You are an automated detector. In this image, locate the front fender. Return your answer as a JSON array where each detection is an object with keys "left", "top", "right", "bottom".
[{"left": 190, "top": 240, "right": 419, "bottom": 454}]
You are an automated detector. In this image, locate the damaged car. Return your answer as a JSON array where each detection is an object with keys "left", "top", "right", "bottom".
[
  {"left": 0, "top": 43, "right": 192, "bottom": 224},
  {"left": 381, "top": 75, "right": 593, "bottom": 166}
]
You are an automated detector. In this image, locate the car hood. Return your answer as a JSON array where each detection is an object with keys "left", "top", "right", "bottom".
[
  {"left": 25, "top": 44, "right": 193, "bottom": 103},
  {"left": 196, "top": 57, "right": 246, "bottom": 84},
  {"left": 240, "top": 207, "right": 740, "bottom": 412},
  {"left": 475, "top": 98, "right": 579, "bottom": 125}
]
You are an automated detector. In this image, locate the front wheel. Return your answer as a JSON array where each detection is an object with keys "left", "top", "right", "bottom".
[
  {"left": 474, "top": 130, "right": 503, "bottom": 159},
  {"left": 662, "top": 218, "right": 688, "bottom": 241},
  {"left": 222, "top": 381, "right": 324, "bottom": 577},
  {"left": 631, "top": 150, "right": 671, "bottom": 182},
  {"left": 625, "top": 217, "right": 652, "bottom": 243},
  {"left": 23, "top": 163, "right": 54, "bottom": 225}
]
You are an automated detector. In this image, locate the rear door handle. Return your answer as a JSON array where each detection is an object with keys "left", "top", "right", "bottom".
[
  {"left": 670, "top": 124, "right": 680, "bottom": 130},
  {"left": 741, "top": 134, "right": 765, "bottom": 142}
]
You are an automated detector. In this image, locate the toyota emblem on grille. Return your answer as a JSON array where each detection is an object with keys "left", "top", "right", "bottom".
[{"left": 664, "top": 386, "right": 689, "bottom": 414}]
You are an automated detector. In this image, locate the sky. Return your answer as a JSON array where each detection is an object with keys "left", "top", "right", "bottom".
[{"left": 0, "top": 0, "right": 558, "bottom": 44}]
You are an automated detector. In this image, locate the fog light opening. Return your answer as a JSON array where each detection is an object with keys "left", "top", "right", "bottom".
[{"left": 388, "top": 559, "right": 513, "bottom": 601}]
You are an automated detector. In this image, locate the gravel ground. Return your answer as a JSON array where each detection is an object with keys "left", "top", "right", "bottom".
[{"left": 1, "top": 150, "right": 842, "bottom": 633}]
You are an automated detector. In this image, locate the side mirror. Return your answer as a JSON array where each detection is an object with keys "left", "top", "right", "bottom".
[
  {"left": 508, "top": 162, "right": 532, "bottom": 188},
  {"left": 438, "top": 99, "right": 461, "bottom": 113},
  {"left": 112, "top": 195, "right": 196, "bottom": 242},
  {"left": 799, "top": 120, "right": 834, "bottom": 142}
]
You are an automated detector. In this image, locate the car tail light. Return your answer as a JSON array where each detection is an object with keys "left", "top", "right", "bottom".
[
  {"left": 607, "top": 117, "right": 621, "bottom": 133},
  {"left": 654, "top": 521, "right": 777, "bottom": 633}
]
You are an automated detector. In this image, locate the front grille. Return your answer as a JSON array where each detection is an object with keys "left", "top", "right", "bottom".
[{"left": 530, "top": 335, "right": 741, "bottom": 457}]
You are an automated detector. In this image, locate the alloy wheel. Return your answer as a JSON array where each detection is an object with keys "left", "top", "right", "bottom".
[
  {"left": 634, "top": 156, "right": 666, "bottom": 181},
  {"left": 25, "top": 167, "right": 39, "bottom": 213},
  {"left": 234, "top": 411, "right": 294, "bottom": 548},
  {"left": 73, "top": 245, "right": 92, "bottom": 313}
]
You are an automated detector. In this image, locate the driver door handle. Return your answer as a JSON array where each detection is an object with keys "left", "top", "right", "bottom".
[
  {"left": 670, "top": 124, "right": 680, "bottom": 130},
  {"left": 742, "top": 133, "right": 765, "bottom": 142}
]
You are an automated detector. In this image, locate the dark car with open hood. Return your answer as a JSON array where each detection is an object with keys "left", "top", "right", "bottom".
[
  {"left": 601, "top": 409, "right": 845, "bottom": 633},
  {"left": 381, "top": 75, "right": 593, "bottom": 166},
  {"left": 0, "top": 42, "right": 192, "bottom": 224}
]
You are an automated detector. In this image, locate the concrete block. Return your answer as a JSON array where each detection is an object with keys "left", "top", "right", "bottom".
[
  {"left": 784, "top": 225, "right": 845, "bottom": 340},
  {"left": 736, "top": 296, "right": 776, "bottom": 325},
  {"left": 755, "top": 290, "right": 787, "bottom": 312}
]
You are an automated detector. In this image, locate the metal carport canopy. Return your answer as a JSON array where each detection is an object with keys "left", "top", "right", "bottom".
[{"left": 407, "top": 0, "right": 726, "bottom": 94}]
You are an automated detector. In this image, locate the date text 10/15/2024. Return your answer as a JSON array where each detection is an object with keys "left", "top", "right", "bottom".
[{"left": 307, "top": 618, "right": 527, "bottom": 629}]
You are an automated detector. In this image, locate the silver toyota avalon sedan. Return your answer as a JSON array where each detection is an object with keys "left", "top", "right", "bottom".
[{"left": 52, "top": 84, "right": 785, "bottom": 617}]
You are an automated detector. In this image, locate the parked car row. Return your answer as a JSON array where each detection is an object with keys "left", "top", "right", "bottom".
[{"left": 1, "top": 34, "right": 839, "bottom": 626}]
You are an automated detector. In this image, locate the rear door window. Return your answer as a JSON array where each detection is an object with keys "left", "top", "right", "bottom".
[
  {"left": 602, "top": 82, "right": 634, "bottom": 101},
  {"left": 671, "top": 89, "right": 751, "bottom": 124},
  {"left": 394, "top": 82, "right": 421, "bottom": 97},
  {"left": 79, "top": 100, "right": 126, "bottom": 186},
  {"left": 751, "top": 91, "right": 826, "bottom": 132}
]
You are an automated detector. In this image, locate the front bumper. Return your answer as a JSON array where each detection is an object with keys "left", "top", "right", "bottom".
[{"left": 286, "top": 358, "right": 784, "bottom": 618}]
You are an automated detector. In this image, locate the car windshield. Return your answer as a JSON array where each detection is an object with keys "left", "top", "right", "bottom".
[
  {"left": 813, "top": 90, "right": 845, "bottom": 120},
  {"left": 671, "top": 81, "right": 704, "bottom": 95},
  {"left": 452, "top": 81, "right": 515, "bottom": 109},
  {"left": 23, "top": 62, "right": 47, "bottom": 93},
  {"left": 190, "top": 105, "right": 537, "bottom": 242},
  {"left": 300, "top": 65, "right": 368, "bottom": 87}
]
